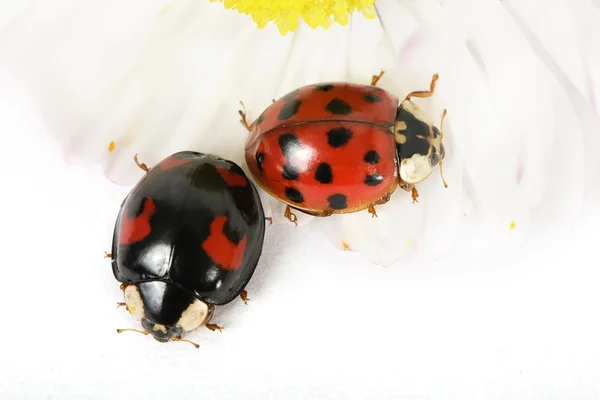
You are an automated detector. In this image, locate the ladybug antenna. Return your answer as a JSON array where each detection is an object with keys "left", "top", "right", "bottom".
[
  {"left": 438, "top": 109, "right": 448, "bottom": 189},
  {"left": 171, "top": 336, "right": 200, "bottom": 349},
  {"left": 116, "top": 328, "right": 149, "bottom": 336}
]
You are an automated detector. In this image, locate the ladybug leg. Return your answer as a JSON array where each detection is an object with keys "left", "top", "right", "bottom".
[
  {"left": 284, "top": 205, "right": 298, "bottom": 226},
  {"left": 133, "top": 154, "right": 150, "bottom": 173},
  {"left": 370, "top": 69, "right": 385, "bottom": 86},
  {"left": 238, "top": 101, "right": 256, "bottom": 132},
  {"left": 405, "top": 73, "right": 439, "bottom": 101},
  {"left": 411, "top": 187, "right": 419, "bottom": 203},
  {"left": 116, "top": 302, "right": 126, "bottom": 308},
  {"left": 205, "top": 323, "right": 224, "bottom": 332},
  {"left": 104, "top": 252, "right": 112, "bottom": 259},
  {"left": 265, "top": 217, "right": 273, "bottom": 225},
  {"left": 240, "top": 289, "right": 250, "bottom": 305},
  {"left": 367, "top": 204, "right": 378, "bottom": 218},
  {"left": 398, "top": 179, "right": 419, "bottom": 203}
]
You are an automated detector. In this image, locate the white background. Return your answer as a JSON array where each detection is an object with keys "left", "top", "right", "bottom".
[{"left": 1, "top": 59, "right": 600, "bottom": 399}]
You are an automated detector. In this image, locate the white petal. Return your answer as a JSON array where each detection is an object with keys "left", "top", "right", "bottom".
[{"left": 3, "top": 0, "right": 599, "bottom": 266}]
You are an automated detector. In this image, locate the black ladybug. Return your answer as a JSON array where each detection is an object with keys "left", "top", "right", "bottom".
[{"left": 107, "top": 151, "right": 266, "bottom": 348}]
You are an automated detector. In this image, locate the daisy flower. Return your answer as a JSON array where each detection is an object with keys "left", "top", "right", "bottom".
[{"left": 1, "top": 0, "right": 599, "bottom": 266}]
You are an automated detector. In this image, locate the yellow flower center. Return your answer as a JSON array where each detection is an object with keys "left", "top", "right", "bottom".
[{"left": 212, "top": 0, "right": 377, "bottom": 35}]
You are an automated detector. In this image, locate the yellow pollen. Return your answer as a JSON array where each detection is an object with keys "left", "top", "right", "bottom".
[
  {"left": 108, "top": 141, "right": 116, "bottom": 152},
  {"left": 403, "top": 238, "right": 413, "bottom": 250},
  {"left": 211, "top": 0, "right": 378, "bottom": 35},
  {"left": 342, "top": 241, "right": 351, "bottom": 251},
  {"left": 510, "top": 221, "right": 516, "bottom": 229}
]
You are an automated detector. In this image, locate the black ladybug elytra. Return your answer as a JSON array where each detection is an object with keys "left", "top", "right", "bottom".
[{"left": 107, "top": 151, "right": 266, "bottom": 348}]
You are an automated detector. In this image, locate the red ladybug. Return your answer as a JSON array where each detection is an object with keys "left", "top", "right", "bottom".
[{"left": 241, "top": 71, "right": 448, "bottom": 223}]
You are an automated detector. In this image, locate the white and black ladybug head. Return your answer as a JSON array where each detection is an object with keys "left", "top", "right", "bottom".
[
  {"left": 394, "top": 99, "right": 446, "bottom": 185},
  {"left": 121, "top": 281, "right": 212, "bottom": 345}
]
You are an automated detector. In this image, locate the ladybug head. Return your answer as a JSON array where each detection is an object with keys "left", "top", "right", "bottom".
[
  {"left": 395, "top": 100, "right": 448, "bottom": 188},
  {"left": 117, "top": 281, "right": 213, "bottom": 348}
]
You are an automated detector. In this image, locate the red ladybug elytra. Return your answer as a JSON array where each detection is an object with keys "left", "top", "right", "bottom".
[{"left": 241, "top": 71, "right": 448, "bottom": 224}]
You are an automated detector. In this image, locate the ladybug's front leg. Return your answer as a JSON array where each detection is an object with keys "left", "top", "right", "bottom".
[{"left": 238, "top": 101, "right": 256, "bottom": 132}]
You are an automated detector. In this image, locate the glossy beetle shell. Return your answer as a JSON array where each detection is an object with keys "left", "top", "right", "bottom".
[
  {"left": 245, "top": 82, "right": 400, "bottom": 215},
  {"left": 111, "top": 151, "right": 265, "bottom": 306}
]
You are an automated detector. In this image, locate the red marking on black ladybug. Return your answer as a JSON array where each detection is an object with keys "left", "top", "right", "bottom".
[
  {"left": 364, "top": 150, "right": 380, "bottom": 164},
  {"left": 216, "top": 167, "right": 248, "bottom": 187},
  {"left": 325, "top": 99, "right": 352, "bottom": 115},
  {"left": 202, "top": 216, "right": 248, "bottom": 271},
  {"left": 159, "top": 157, "right": 191, "bottom": 170},
  {"left": 315, "top": 163, "right": 333, "bottom": 184},
  {"left": 327, "top": 194, "right": 348, "bottom": 210},
  {"left": 285, "top": 187, "right": 304, "bottom": 203},
  {"left": 278, "top": 99, "right": 302, "bottom": 121},
  {"left": 327, "top": 128, "right": 353, "bottom": 148},
  {"left": 120, "top": 198, "right": 156, "bottom": 245}
]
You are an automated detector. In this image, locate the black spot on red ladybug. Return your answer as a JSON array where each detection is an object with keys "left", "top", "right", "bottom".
[
  {"left": 255, "top": 152, "right": 265, "bottom": 172},
  {"left": 363, "top": 150, "right": 380, "bottom": 164},
  {"left": 327, "top": 128, "right": 352, "bottom": 148},
  {"left": 255, "top": 113, "right": 265, "bottom": 127},
  {"left": 285, "top": 187, "right": 304, "bottom": 204},
  {"left": 315, "top": 163, "right": 333, "bottom": 184},
  {"left": 278, "top": 133, "right": 300, "bottom": 158},
  {"left": 315, "top": 84, "right": 334, "bottom": 91},
  {"left": 325, "top": 98, "right": 352, "bottom": 115},
  {"left": 281, "top": 89, "right": 299, "bottom": 102},
  {"left": 282, "top": 164, "right": 299, "bottom": 180},
  {"left": 364, "top": 174, "right": 384, "bottom": 186},
  {"left": 327, "top": 194, "right": 348, "bottom": 210},
  {"left": 278, "top": 99, "right": 302, "bottom": 121},
  {"left": 364, "top": 93, "right": 382, "bottom": 103}
]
